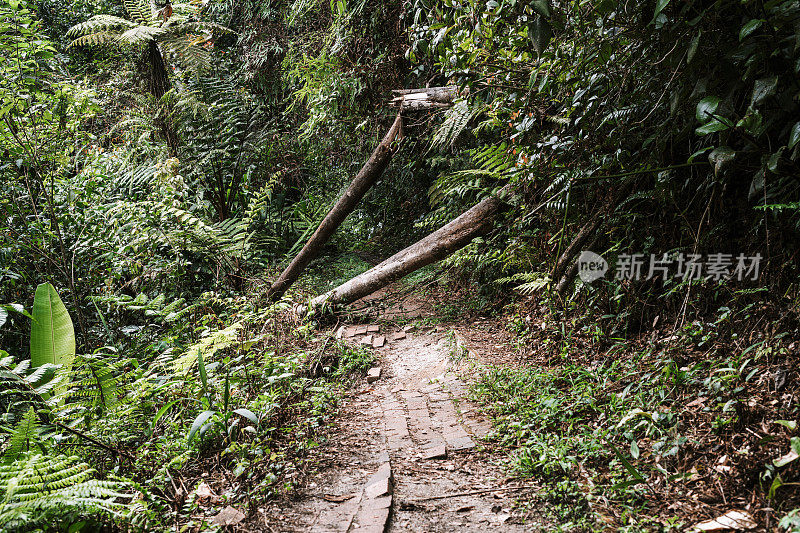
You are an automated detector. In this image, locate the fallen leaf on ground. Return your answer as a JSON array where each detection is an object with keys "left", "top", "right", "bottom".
[
  {"left": 686, "top": 397, "right": 707, "bottom": 408},
  {"left": 193, "top": 481, "right": 218, "bottom": 503},
  {"left": 210, "top": 506, "right": 245, "bottom": 526},
  {"left": 774, "top": 449, "right": 799, "bottom": 467},
  {"left": 691, "top": 510, "right": 757, "bottom": 531}
]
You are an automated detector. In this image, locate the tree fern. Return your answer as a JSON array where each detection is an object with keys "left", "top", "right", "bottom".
[
  {"left": 68, "top": 1, "right": 231, "bottom": 73},
  {"left": 65, "top": 15, "right": 136, "bottom": 44},
  {"left": 123, "top": 0, "right": 154, "bottom": 25}
]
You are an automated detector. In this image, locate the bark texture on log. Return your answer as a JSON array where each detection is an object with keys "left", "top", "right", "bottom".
[
  {"left": 390, "top": 86, "right": 458, "bottom": 111},
  {"left": 267, "top": 114, "right": 404, "bottom": 301},
  {"left": 309, "top": 188, "right": 509, "bottom": 311}
]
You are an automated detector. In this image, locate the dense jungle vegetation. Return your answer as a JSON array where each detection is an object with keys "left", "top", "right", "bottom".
[{"left": 1, "top": 0, "right": 800, "bottom": 530}]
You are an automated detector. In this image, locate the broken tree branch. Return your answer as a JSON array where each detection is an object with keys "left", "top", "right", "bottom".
[
  {"left": 405, "top": 484, "right": 537, "bottom": 502},
  {"left": 390, "top": 86, "right": 458, "bottom": 111}
]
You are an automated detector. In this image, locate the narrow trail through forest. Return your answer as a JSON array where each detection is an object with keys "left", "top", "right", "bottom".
[{"left": 262, "top": 290, "right": 539, "bottom": 532}]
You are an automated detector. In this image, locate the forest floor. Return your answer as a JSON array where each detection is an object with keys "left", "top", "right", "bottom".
[{"left": 257, "top": 288, "right": 544, "bottom": 532}]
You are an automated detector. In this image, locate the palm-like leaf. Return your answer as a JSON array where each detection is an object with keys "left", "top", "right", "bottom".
[
  {"left": 29, "top": 284, "right": 75, "bottom": 402},
  {"left": 117, "top": 25, "right": 166, "bottom": 45},
  {"left": 30, "top": 283, "right": 75, "bottom": 371},
  {"left": 66, "top": 15, "right": 136, "bottom": 37},
  {"left": 66, "top": 15, "right": 136, "bottom": 48}
]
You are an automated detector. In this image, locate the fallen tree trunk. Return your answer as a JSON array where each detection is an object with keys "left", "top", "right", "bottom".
[
  {"left": 307, "top": 187, "right": 509, "bottom": 312},
  {"left": 267, "top": 113, "right": 404, "bottom": 301}
]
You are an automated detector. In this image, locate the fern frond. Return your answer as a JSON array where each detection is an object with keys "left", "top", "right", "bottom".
[
  {"left": 495, "top": 271, "right": 552, "bottom": 294},
  {"left": 66, "top": 15, "right": 135, "bottom": 40},
  {"left": 116, "top": 25, "right": 165, "bottom": 45},
  {"left": 69, "top": 31, "right": 118, "bottom": 48},
  {"left": 160, "top": 35, "right": 211, "bottom": 70},
  {"left": 115, "top": 161, "right": 160, "bottom": 194},
  {"left": 419, "top": 143, "right": 515, "bottom": 230},
  {"left": 54, "top": 355, "right": 136, "bottom": 416},
  {"left": 90, "top": 293, "right": 195, "bottom": 323},
  {"left": 431, "top": 99, "right": 479, "bottom": 150},
  {"left": 168, "top": 323, "right": 243, "bottom": 374},
  {"left": 0, "top": 357, "right": 59, "bottom": 424},
  {"left": 0, "top": 452, "right": 132, "bottom": 530},
  {"left": 123, "top": 0, "right": 154, "bottom": 25},
  {"left": 2, "top": 407, "right": 39, "bottom": 461}
]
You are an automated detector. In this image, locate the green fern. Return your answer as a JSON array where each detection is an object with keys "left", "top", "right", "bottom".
[
  {"left": 55, "top": 354, "right": 137, "bottom": 416},
  {"left": 419, "top": 143, "right": 515, "bottom": 230},
  {"left": 0, "top": 354, "right": 62, "bottom": 424},
  {"left": 2, "top": 407, "right": 40, "bottom": 461},
  {"left": 495, "top": 271, "right": 552, "bottom": 295},
  {"left": 0, "top": 452, "right": 132, "bottom": 531},
  {"left": 168, "top": 322, "right": 243, "bottom": 375},
  {"left": 431, "top": 99, "right": 480, "bottom": 150},
  {"left": 90, "top": 292, "right": 195, "bottom": 323}
]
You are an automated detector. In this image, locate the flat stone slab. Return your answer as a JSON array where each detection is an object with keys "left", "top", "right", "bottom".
[
  {"left": 354, "top": 463, "right": 393, "bottom": 533},
  {"left": 367, "top": 367, "right": 382, "bottom": 384},
  {"left": 421, "top": 444, "right": 447, "bottom": 460},
  {"left": 391, "top": 331, "right": 407, "bottom": 341},
  {"left": 367, "top": 324, "right": 381, "bottom": 333},
  {"left": 360, "top": 335, "right": 374, "bottom": 346},
  {"left": 311, "top": 490, "right": 363, "bottom": 532},
  {"left": 403, "top": 324, "right": 415, "bottom": 332},
  {"left": 354, "top": 326, "right": 368, "bottom": 335},
  {"left": 372, "top": 335, "right": 386, "bottom": 348}
]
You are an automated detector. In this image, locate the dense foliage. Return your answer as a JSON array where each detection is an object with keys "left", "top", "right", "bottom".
[{"left": 1, "top": 0, "right": 799, "bottom": 529}]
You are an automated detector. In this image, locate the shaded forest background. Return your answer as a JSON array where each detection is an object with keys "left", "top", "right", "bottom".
[{"left": 1, "top": 0, "right": 799, "bottom": 530}]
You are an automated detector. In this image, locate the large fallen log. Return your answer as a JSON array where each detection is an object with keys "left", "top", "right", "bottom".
[
  {"left": 267, "top": 113, "right": 404, "bottom": 301},
  {"left": 307, "top": 187, "right": 509, "bottom": 312}
]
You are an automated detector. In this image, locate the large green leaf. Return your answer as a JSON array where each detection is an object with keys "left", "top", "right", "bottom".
[
  {"left": 789, "top": 122, "right": 800, "bottom": 149},
  {"left": 653, "top": 0, "right": 671, "bottom": 20},
  {"left": 528, "top": 15, "right": 552, "bottom": 56},
  {"left": 695, "top": 96, "right": 720, "bottom": 122},
  {"left": 30, "top": 283, "right": 75, "bottom": 370},
  {"left": 739, "top": 19, "right": 763, "bottom": 41}
]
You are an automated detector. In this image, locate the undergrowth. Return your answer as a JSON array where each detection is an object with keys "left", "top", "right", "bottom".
[{"left": 470, "top": 298, "right": 800, "bottom": 531}]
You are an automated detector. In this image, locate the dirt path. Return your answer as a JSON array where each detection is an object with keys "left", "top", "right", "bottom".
[{"left": 263, "top": 294, "right": 539, "bottom": 532}]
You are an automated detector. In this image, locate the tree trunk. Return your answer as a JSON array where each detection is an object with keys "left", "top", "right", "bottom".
[
  {"left": 307, "top": 187, "right": 509, "bottom": 312},
  {"left": 267, "top": 113, "right": 404, "bottom": 301},
  {"left": 147, "top": 41, "right": 179, "bottom": 155},
  {"left": 550, "top": 213, "right": 603, "bottom": 284}
]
